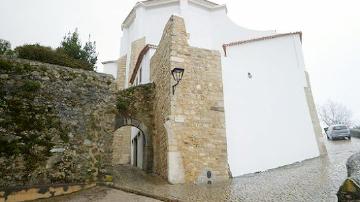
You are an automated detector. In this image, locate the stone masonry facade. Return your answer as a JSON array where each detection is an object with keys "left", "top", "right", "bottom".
[
  {"left": 116, "top": 55, "right": 127, "bottom": 90},
  {"left": 0, "top": 57, "right": 116, "bottom": 187},
  {"left": 129, "top": 37, "right": 146, "bottom": 84},
  {"left": 0, "top": 15, "right": 229, "bottom": 189},
  {"left": 113, "top": 55, "right": 132, "bottom": 166},
  {"left": 115, "top": 83, "right": 156, "bottom": 172},
  {"left": 150, "top": 15, "right": 229, "bottom": 183},
  {"left": 111, "top": 126, "right": 131, "bottom": 165},
  {"left": 150, "top": 18, "right": 173, "bottom": 180}
]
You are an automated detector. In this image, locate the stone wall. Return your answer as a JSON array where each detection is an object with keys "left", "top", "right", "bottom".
[
  {"left": 304, "top": 71, "right": 327, "bottom": 155},
  {"left": 116, "top": 55, "right": 127, "bottom": 90},
  {"left": 172, "top": 46, "right": 229, "bottom": 183},
  {"left": 112, "top": 126, "right": 131, "bottom": 165},
  {"left": 0, "top": 183, "right": 95, "bottom": 202},
  {"left": 150, "top": 15, "right": 229, "bottom": 183},
  {"left": 150, "top": 17, "right": 173, "bottom": 179},
  {"left": 112, "top": 55, "right": 132, "bottom": 167},
  {"left": 129, "top": 38, "right": 146, "bottom": 84},
  {"left": 115, "top": 83, "right": 155, "bottom": 172},
  {"left": 0, "top": 57, "right": 116, "bottom": 188},
  {"left": 0, "top": 16, "right": 230, "bottom": 187}
]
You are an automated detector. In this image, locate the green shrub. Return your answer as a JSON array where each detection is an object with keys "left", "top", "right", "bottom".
[
  {"left": 22, "top": 80, "right": 41, "bottom": 92},
  {"left": 57, "top": 29, "right": 97, "bottom": 70},
  {"left": 0, "top": 39, "right": 16, "bottom": 57},
  {"left": 0, "top": 39, "right": 11, "bottom": 55},
  {"left": 0, "top": 59, "right": 13, "bottom": 71},
  {"left": 15, "top": 44, "right": 93, "bottom": 71}
]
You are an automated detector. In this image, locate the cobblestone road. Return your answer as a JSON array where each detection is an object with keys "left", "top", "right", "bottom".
[
  {"left": 44, "top": 137, "right": 360, "bottom": 202},
  {"left": 109, "top": 137, "right": 360, "bottom": 202}
]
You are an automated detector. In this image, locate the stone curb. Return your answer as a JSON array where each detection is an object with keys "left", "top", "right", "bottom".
[
  {"left": 97, "top": 182, "right": 180, "bottom": 202},
  {"left": 0, "top": 183, "right": 96, "bottom": 202}
]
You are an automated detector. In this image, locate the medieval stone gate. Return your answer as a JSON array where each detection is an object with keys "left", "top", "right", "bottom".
[{"left": 100, "top": 16, "right": 229, "bottom": 184}]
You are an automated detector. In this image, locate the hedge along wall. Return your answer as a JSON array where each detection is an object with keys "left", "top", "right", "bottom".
[{"left": 0, "top": 57, "right": 116, "bottom": 188}]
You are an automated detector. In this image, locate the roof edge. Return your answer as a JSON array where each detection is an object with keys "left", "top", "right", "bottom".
[
  {"left": 102, "top": 60, "right": 118, "bottom": 65},
  {"left": 222, "top": 32, "right": 302, "bottom": 56},
  {"left": 129, "top": 44, "right": 158, "bottom": 84}
]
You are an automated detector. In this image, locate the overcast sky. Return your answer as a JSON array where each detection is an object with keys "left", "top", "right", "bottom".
[{"left": 0, "top": 0, "right": 359, "bottom": 121}]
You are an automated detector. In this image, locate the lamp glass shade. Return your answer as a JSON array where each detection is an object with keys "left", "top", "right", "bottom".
[{"left": 171, "top": 68, "right": 184, "bottom": 82}]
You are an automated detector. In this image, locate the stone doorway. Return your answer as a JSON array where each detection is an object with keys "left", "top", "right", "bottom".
[
  {"left": 131, "top": 130, "right": 146, "bottom": 169},
  {"left": 114, "top": 116, "right": 153, "bottom": 173},
  {"left": 112, "top": 124, "right": 150, "bottom": 172}
]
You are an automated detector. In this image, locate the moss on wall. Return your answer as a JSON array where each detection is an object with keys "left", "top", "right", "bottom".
[
  {"left": 116, "top": 83, "right": 154, "bottom": 118},
  {"left": 0, "top": 57, "right": 115, "bottom": 188}
]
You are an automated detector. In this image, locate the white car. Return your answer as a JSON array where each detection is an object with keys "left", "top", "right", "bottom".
[{"left": 325, "top": 124, "right": 351, "bottom": 140}]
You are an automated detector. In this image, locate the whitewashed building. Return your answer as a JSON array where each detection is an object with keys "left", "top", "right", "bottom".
[
  {"left": 103, "top": 0, "right": 326, "bottom": 178},
  {"left": 102, "top": 60, "right": 118, "bottom": 78}
]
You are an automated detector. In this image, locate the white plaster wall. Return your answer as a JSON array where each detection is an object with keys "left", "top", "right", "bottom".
[
  {"left": 133, "top": 50, "right": 152, "bottom": 85},
  {"left": 181, "top": 2, "right": 214, "bottom": 49},
  {"left": 118, "top": 0, "right": 321, "bottom": 177},
  {"left": 222, "top": 35, "right": 319, "bottom": 176},
  {"left": 140, "top": 50, "right": 153, "bottom": 84},
  {"left": 143, "top": 3, "right": 180, "bottom": 45},
  {"left": 182, "top": 2, "right": 274, "bottom": 50},
  {"left": 130, "top": 128, "right": 144, "bottom": 169},
  {"left": 130, "top": 127, "right": 139, "bottom": 166},
  {"left": 102, "top": 62, "right": 118, "bottom": 79},
  {"left": 137, "top": 133, "right": 144, "bottom": 169},
  {"left": 131, "top": 138, "right": 135, "bottom": 166},
  {"left": 120, "top": 1, "right": 275, "bottom": 86},
  {"left": 210, "top": 8, "right": 275, "bottom": 49},
  {"left": 120, "top": 29, "right": 129, "bottom": 56}
]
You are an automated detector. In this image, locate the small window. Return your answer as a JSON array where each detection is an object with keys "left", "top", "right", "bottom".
[{"left": 333, "top": 125, "right": 347, "bottom": 130}]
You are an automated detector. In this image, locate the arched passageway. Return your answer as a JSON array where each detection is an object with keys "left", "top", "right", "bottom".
[
  {"left": 114, "top": 116, "right": 153, "bottom": 172},
  {"left": 112, "top": 83, "right": 155, "bottom": 173},
  {"left": 131, "top": 129, "right": 145, "bottom": 169}
]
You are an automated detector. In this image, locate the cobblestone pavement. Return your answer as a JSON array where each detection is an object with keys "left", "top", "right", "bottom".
[
  {"left": 43, "top": 137, "right": 360, "bottom": 202},
  {"left": 34, "top": 186, "right": 160, "bottom": 202},
  {"left": 109, "top": 137, "right": 360, "bottom": 202}
]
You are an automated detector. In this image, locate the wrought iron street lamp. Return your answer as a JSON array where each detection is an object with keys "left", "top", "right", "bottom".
[{"left": 171, "top": 67, "right": 184, "bottom": 95}]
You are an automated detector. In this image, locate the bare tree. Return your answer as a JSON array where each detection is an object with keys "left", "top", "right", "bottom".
[{"left": 319, "top": 100, "right": 353, "bottom": 127}]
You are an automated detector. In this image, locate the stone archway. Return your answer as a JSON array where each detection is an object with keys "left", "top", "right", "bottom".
[
  {"left": 113, "top": 83, "right": 155, "bottom": 173},
  {"left": 114, "top": 116, "right": 153, "bottom": 172}
]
